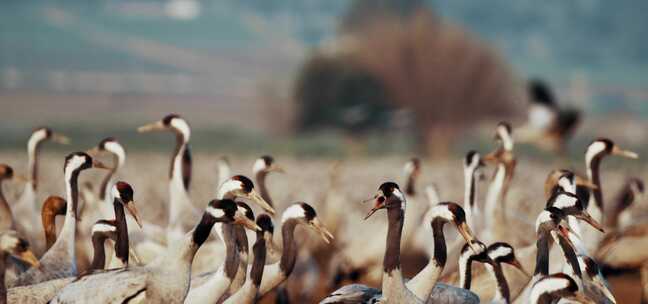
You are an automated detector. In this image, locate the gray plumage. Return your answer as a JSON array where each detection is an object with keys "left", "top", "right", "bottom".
[
  {"left": 7, "top": 277, "right": 74, "bottom": 304},
  {"left": 320, "top": 283, "right": 479, "bottom": 304},
  {"left": 319, "top": 284, "right": 381, "bottom": 304}
]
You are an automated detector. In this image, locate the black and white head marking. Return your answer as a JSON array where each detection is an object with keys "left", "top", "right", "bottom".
[
  {"left": 99, "top": 137, "right": 126, "bottom": 167},
  {"left": 530, "top": 273, "right": 579, "bottom": 302},
  {"left": 464, "top": 151, "right": 483, "bottom": 170},
  {"left": 496, "top": 122, "right": 514, "bottom": 151},
  {"left": 547, "top": 192, "right": 583, "bottom": 215},
  {"left": 219, "top": 175, "right": 254, "bottom": 197},
  {"left": 556, "top": 171, "right": 576, "bottom": 193},
  {"left": 585, "top": 138, "right": 613, "bottom": 165},
  {"left": 111, "top": 181, "right": 134, "bottom": 203},
  {"left": 162, "top": 113, "right": 191, "bottom": 140},
  {"left": 253, "top": 155, "right": 274, "bottom": 174},
  {"left": 535, "top": 208, "right": 564, "bottom": 234},
  {"left": 430, "top": 202, "right": 466, "bottom": 225},
  {"left": 0, "top": 164, "right": 14, "bottom": 179},
  {"left": 91, "top": 220, "right": 117, "bottom": 235},
  {"left": 30, "top": 127, "right": 52, "bottom": 145},
  {"left": 256, "top": 214, "right": 274, "bottom": 234},
  {"left": 282, "top": 202, "right": 316, "bottom": 223},
  {"left": 236, "top": 202, "right": 255, "bottom": 221},
  {"left": 0, "top": 231, "right": 30, "bottom": 255},
  {"left": 487, "top": 242, "right": 515, "bottom": 264},
  {"left": 461, "top": 240, "right": 488, "bottom": 261},
  {"left": 378, "top": 182, "right": 406, "bottom": 208},
  {"left": 403, "top": 158, "right": 420, "bottom": 176},
  {"left": 63, "top": 152, "right": 93, "bottom": 174},
  {"left": 206, "top": 199, "right": 237, "bottom": 221}
]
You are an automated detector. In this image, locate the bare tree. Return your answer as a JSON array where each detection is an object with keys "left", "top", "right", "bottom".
[{"left": 347, "top": 9, "right": 521, "bottom": 154}]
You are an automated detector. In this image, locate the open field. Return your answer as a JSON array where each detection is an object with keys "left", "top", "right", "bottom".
[{"left": 1, "top": 150, "right": 646, "bottom": 302}]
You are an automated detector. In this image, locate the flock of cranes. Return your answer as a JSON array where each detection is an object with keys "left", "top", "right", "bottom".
[{"left": 0, "top": 112, "right": 644, "bottom": 303}]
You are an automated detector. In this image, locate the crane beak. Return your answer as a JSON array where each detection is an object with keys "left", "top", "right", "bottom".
[
  {"left": 457, "top": 223, "right": 478, "bottom": 252},
  {"left": 124, "top": 201, "right": 143, "bottom": 229},
  {"left": 51, "top": 133, "right": 70, "bottom": 145},
  {"left": 577, "top": 211, "right": 605, "bottom": 233},
  {"left": 267, "top": 164, "right": 285, "bottom": 174},
  {"left": 508, "top": 258, "right": 531, "bottom": 278},
  {"left": 16, "top": 249, "right": 40, "bottom": 268},
  {"left": 575, "top": 177, "right": 598, "bottom": 190},
  {"left": 137, "top": 121, "right": 166, "bottom": 133},
  {"left": 92, "top": 160, "right": 112, "bottom": 170},
  {"left": 612, "top": 145, "right": 639, "bottom": 159},
  {"left": 312, "top": 218, "right": 334, "bottom": 243},
  {"left": 245, "top": 189, "right": 275, "bottom": 215},
  {"left": 234, "top": 213, "right": 262, "bottom": 231},
  {"left": 311, "top": 217, "right": 334, "bottom": 244},
  {"left": 591, "top": 276, "right": 617, "bottom": 304},
  {"left": 364, "top": 195, "right": 386, "bottom": 220}
]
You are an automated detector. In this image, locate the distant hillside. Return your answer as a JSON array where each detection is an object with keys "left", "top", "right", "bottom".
[{"left": 0, "top": 0, "right": 646, "bottom": 114}]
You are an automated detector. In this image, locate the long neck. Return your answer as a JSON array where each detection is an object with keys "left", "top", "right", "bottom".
[
  {"left": 464, "top": 168, "right": 477, "bottom": 228},
  {"left": 404, "top": 218, "right": 446, "bottom": 299},
  {"left": 220, "top": 223, "right": 241, "bottom": 280},
  {"left": 251, "top": 232, "right": 267, "bottom": 287},
  {"left": 217, "top": 162, "right": 231, "bottom": 188},
  {"left": 168, "top": 135, "right": 189, "bottom": 228},
  {"left": 485, "top": 263, "right": 510, "bottom": 303},
  {"left": 162, "top": 212, "right": 218, "bottom": 267},
  {"left": 89, "top": 234, "right": 108, "bottom": 271},
  {"left": 169, "top": 133, "right": 187, "bottom": 187},
  {"left": 0, "top": 253, "right": 6, "bottom": 304},
  {"left": 225, "top": 225, "right": 250, "bottom": 296},
  {"left": 99, "top": 154, "right": 119, "bottom": 201},
  {"left": 0, "top": 182, "right": 13, "bottom": 230},
  {"left": 383, "top": 205, "right": 404, "bottom": 275},
  {"left": 431, "top": 219, "right": 447, "bottom": 275},
  {"left": 534, "top": 232, "right": 550, "bottom": 277},
  {"left": 255, "top": 171, "right": 273, "bottom": 207},
  {"left": 279, "top": 220, "right": 299, "bottom": 277},
  {"left": 26, "top": 136, "right": 42, "bottom": 191},
  {"left": 381, "top": 203, "right": 413, "bottom": 301},
  {"left": 556, "top": 235, "right": 582, "bottom": 279},
  {"left": 607, "top": 187, "right": 635, "bottom": 228},
  {"left": 485, "top": 163, "right": 506, "bottom": 229},
  {"left": 182, "top": 144, "right": 192, "bottom": 191},
  {"left": 405, "top": 175, "right": 416, "bottom": 196},
  {"left": 42, "top": 208, "right": 58, "bottom": 250},
  {"left": 587, "top": 156, "right": 604, "bottom": 213},
  {"left": 458, "top": 254, "right": 472, "bottom": 289},
  {"left": 113, "top": 199, "right": 129, "bottom": 266},
  {"left": 58, "top": 168, "right": 80, "bottom": 257}
]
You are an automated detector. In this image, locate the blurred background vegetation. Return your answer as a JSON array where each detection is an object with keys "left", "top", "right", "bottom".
[{"left": 1, "top": 0, "right": 646, "bottom": 157}]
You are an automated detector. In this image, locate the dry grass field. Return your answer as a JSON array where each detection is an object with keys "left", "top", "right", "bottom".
[{"left": 0, "top": 151, "right": 646, "bottom": 303}]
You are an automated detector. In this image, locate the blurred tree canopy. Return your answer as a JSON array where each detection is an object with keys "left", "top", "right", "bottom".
[
  {"left": 295, "top": 3, "right": 520, "bottom": 155},
  {"left": 295, "top": 55, "right": 393, "bottom": 134}
]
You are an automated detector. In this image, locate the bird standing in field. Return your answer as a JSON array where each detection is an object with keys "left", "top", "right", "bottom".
[
  {"left": 11, "top": 152, "right": 110, "bottom": 287},
  {"left": 13, "top": 127, "right": 69, "bottom": 254}
]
